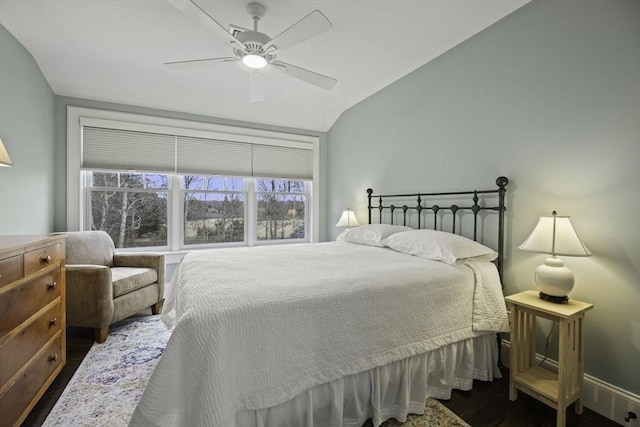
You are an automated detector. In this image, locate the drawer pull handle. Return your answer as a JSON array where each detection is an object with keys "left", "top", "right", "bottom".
[
  {"left": 48, "top": 354, "right": 58, "bottom": 363},
  {"left": 50, "top": 318, "right": 58, "bottom": 327},
  {"left": 42, "top": 255, "right": 52, "bottom": 264},
  {"left": 47, "top": 281, "right": 57, "bottom": 290}
]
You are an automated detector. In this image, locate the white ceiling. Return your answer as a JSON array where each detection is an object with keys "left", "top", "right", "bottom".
[{"left": 0, "top": 0, "right": 529, "bottom": 132}]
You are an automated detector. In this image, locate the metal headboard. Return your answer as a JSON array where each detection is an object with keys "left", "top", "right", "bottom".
[{"left": 366, "top": 176, "right": 509, "bottom": 280}]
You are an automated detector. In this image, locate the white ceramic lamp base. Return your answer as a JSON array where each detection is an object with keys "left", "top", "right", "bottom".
[{"left": 534, "top": 256, "right": 575, "bottom": 303}]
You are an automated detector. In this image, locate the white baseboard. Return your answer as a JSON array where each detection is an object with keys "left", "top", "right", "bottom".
[{"left": 501, "top": 341, "right": 639, "bottom": 425}]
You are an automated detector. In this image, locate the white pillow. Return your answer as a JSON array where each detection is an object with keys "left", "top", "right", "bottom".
[
  {"left": 339, "top": 224, "right": 413, "bottom": 247},
  {"left": 381, "top": 229, "right": 497, "bottom": 265}
]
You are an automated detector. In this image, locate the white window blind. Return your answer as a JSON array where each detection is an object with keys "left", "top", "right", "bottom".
[
  {"left": 82, "top": 127, "right": 175, "bottom": 172},
  {"left": 252, "top": 145, "right": 313, "bottom": 180},
  {"left": 82, "top": 126, "right": 313, "bottom": 180},
  {"left": 176, "top": 136, "right": 252, "bottom": 176}
]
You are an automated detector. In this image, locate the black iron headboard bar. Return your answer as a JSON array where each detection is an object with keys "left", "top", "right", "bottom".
[
  {"left": 366, "top": 176, "right": 509, "bottom": 279},
  {"left": 372, "top": 205, "right": 502, "bottom": 212},
  {"left": 496, "top": 176, "right": 508, "bottom": 277}
]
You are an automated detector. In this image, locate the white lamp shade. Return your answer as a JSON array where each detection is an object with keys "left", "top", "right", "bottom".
[
  {"left": 0, "top": 138, "right": 13, "bottom": 167},
  {"left": 336, "top": 210, "right": 359, "bottom": 227},
  {"left": 518, "top": 213, "right": 591, "bottom": 257}
]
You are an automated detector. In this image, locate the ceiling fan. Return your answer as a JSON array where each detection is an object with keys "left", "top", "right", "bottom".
[{"left": 165, "top": 0, "right": 338, "bottom": 102}]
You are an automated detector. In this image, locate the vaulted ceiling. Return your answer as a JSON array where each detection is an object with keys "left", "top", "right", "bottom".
[{"left": 0, "top": 0, "right": 529, "bottom": 131}]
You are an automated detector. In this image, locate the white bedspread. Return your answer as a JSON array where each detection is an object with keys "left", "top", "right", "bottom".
[{"left": 130, "top": 242, "right": 509, "bottom": 427}]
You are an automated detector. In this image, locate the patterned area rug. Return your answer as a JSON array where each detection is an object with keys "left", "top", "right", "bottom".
[
  {"left": 44, "top": 315, "right": 469, "bottom": 427},
  {"left": 43, "top": 315, "right": 171, "bottom": 427},
  {"left": 379, "top": 399, "right": 470, "bottom": 427}
]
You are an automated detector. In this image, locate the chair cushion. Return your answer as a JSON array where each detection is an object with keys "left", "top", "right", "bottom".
[
  {"left": 65, "top": 231, "right": 116, "bottom": 266},
  {"left": 111, "top": 267, "right": 158, "bottom": 298}
]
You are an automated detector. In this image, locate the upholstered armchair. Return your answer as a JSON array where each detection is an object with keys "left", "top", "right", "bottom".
[{"left": 64, "top": 231, "right": 165, "bottom": 343}]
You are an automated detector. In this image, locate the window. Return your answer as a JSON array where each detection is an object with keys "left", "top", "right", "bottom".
[
  {"left": 68, "top": 107, "right": 320, "bottom": 249},
  {"left": 88, "top": 172, "right": 168, "bottom": 248},
  {"left": 85, "top": 171, "right": 311, "bottom": 249},
  {"left": 182, "top": 176, "right": 245, "bottom": 246},
  {"left": 256, "top": 179, "right": 307, "bottom": 241}
]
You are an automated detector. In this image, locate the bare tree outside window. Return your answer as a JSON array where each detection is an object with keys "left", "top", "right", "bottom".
[
  {"left": 256, "top": 179, "right": 306, "bottom": 241},
  {"left": 89, "top": 172, "right": 168, "bottom": 248},
  {"left": 182, "top": 176, "right": 245, "bottom": 245}
]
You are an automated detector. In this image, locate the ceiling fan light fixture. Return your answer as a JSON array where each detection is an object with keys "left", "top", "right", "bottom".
[{"left": 242, "top": 54, "right": 267, "bottom": 69}]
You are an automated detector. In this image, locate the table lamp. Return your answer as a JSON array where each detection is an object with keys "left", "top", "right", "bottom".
[
  {"left": 518, "top": 211, "right": 591, "bottom": 303},
  {"left": 336, "top": 209, "right": 359, "bottom": 229},
  {"left": 0, "top": 138, "right": 13, "bottom": 167}
]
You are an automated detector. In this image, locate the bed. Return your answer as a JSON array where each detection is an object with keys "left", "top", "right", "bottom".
[{"left": 130, "top": 177, "right": 510, "bottom": 427}]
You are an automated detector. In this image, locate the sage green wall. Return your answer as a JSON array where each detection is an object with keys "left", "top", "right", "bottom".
[
  {"left": 0, "top": 24, "right": 56, "bottom": 234},
  {"left": 54, "top": 97, "right": 328, "bottom": 241},
  {"left": 327, "top": 0, "right": 640, "bottom": 396}
]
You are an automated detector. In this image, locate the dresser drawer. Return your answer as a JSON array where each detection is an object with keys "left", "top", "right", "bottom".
[
  {"left": 24, "top": 243, "right": 61, "bottom": 278},
  {"left": 0, "top": 268, "right": 61, "bottom": 337},
  {"left": 0, "top": 235, "right": 66, "bottom": 427},
  {"left": 0, "top": 255, "right": 23, "bottom": 291},
  {"left": 0, "top": 334, "right": 62, "bottom": 427},
  {"left": 0, "top": 301, "right": 62, "bottom": 388}
]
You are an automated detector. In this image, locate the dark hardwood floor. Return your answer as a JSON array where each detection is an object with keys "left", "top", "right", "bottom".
[
  {"left": 21, "top": 327, "right": 94, "bottom": 427},
  {"left": 23, "top": 329, "right": 618, "bottom": 427},
  {"left": 438, "top": 374, "right": 619, "bottom": 427}
]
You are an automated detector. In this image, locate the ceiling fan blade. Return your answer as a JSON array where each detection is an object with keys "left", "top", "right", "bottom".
[
  {"left": 164, "top": 57, "right": 238, "bottom": 69},
  {"left": 263, "top": 10, "right": 332, "bottom": 52},
  {"left": 271, "top": 61, "right": 337, "bottom": 90},
  {"left": 166, "top": 0, "right": 246, "bottom": 50},
  {"left": 249, "top": 70, "right": 265, "bottom": 103}
]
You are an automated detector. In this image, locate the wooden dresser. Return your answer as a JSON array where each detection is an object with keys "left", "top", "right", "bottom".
[{"left": 0, "top": 235, "right": 66, "bottom": 427}]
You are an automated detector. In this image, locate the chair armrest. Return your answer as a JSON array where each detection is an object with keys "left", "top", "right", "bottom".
[
  {"left": 65, "top": 264, "right": 114, "bottom": 328},
  {"left": 113, "top": 253, "right": 166, "bottom": 299}
]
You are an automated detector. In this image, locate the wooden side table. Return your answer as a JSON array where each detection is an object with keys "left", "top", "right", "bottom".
[{"left": 505, "top": 290, "right": 593, "bottom": 427}]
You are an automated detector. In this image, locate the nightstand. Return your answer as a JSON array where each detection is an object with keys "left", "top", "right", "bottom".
[{"left": 505, "top": 290, "right": 593, "bottom": 427}]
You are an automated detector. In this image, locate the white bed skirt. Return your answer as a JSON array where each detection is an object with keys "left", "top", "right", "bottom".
[{"left": 236, "top": 333, "right": 500, "bottom": 427}]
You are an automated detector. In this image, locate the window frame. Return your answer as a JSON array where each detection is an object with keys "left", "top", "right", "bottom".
[{"left": 68, "top": 107, "right": 320, "bottom": 252}]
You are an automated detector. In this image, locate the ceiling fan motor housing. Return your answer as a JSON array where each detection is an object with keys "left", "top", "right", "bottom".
[{"left": 233, "top": 31, "right": 274, "bottom": 62}]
